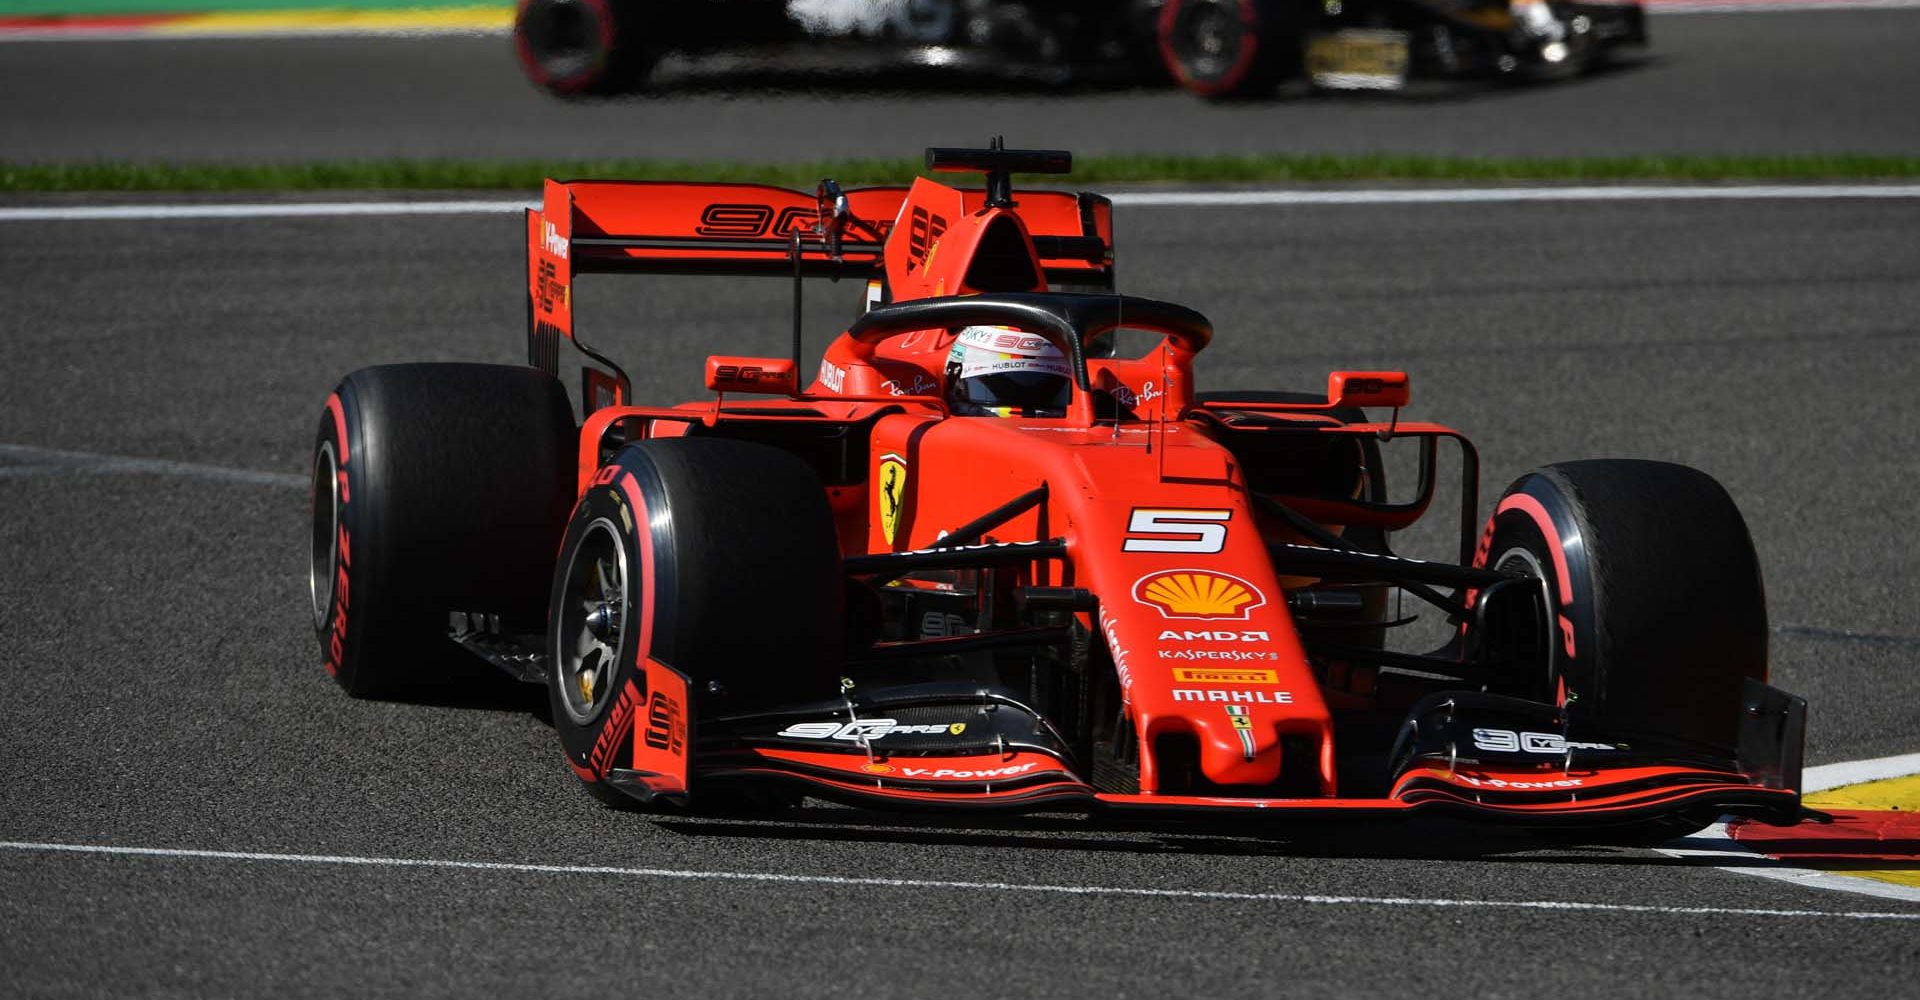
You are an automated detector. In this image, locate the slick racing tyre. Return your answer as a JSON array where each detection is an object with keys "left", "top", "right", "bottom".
[
  {"left": 1473, "top": 460, "right": 1768, "bottom": 751},
  {"left": 1157, "top": 0, "right": 1298, "bottom": 99},
  {"left": 514, "top": 0, "right": 661, "bottom": 96},
  {"left": 549, "top": 437, "right": 844, "bottom": 807},
  {"left": 310, "top": 363, "right": 575, "bottom": 698}
]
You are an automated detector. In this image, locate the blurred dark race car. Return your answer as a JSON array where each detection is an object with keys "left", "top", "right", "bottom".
[
  {"left": 512, "top": 0, "right": 1646, "bottom": 98},
  {"left": 1158, "top": 0, "right": 1648, "bottom": 96}
]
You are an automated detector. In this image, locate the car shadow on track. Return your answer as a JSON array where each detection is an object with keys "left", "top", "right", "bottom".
[
  {"left": 648, "top": 810, "right": 1752, "bottom": 865},
  {"left": 366, "top": 663, "right": 553, "bottom": 717}
]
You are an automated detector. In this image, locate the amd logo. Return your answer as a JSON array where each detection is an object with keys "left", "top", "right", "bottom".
[{"left": 1159, "top": 630, "right": 1269, "bottom": 642}]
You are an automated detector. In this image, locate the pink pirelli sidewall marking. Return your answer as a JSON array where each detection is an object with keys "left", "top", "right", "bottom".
[
  {"left": 1494, "top": 492, "right": 1579, "bottom": 663},
  {"left": 616, "top": 471, "right": 658, "bottom": 672},
  {"left": 1494, "top": 493, "right": 1574, "bottom": 605},
  {"left": 324, "top": 393, "right": 349, "bottom": 465}
]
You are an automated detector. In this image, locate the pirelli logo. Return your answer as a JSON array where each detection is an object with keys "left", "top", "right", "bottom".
[{"left": 1172, "top": 668, "right": 1279, "bottom": 684}]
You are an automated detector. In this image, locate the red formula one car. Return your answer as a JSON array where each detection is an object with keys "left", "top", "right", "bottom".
[{"left": 309, "top": 143, "right": 1806, "bottom": 839}]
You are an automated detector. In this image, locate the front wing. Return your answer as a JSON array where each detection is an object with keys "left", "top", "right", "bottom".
[{"left": 605, "top": 679, "right": 1809, "bottom": 829}]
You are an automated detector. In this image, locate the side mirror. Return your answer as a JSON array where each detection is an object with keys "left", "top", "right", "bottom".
[
  {"left": 706, "top": 356, "right": 798, "bottom": 395},
  {"left": 1327, "top": 370, "right": 1410, "bottom": 409}
]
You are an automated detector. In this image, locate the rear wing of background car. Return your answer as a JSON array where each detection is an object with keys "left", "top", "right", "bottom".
[{"left": 526, "top": 177, "right": 1114, "bottom": 410}]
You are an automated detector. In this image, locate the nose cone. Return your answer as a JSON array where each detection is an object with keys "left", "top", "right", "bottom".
[{"left": 1191, "top": 708, "right": 1284, "bottom": 787}]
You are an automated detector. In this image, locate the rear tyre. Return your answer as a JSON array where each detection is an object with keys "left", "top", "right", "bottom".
[
  {"left": 310, "top": 364, "right": 576, "bottom": 698},
  {"left": 1474, "top": 460, "right": 1768, "bottom": 752},
  {"left": 514, "top": 0, "right": 661, "bottom": 96},
  {"left": 1157, "top": 0, "right": 1297, "bottom": 99},
  {"left": 549, "top": 437, "right": 845, "bottom": 807}
]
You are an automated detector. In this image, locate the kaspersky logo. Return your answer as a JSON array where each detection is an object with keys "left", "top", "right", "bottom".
[{"left": 1133, "top": 569, "right": 1267, "bottom": 620}]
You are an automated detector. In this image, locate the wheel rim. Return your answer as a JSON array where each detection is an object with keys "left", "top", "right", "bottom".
[
  {"left": 1493, "top": 545, "right": 1557, "bottom": 699},
  {"left": 1169, "top": 1, "right": 1250, "bottom": 84},
  {"left": 556, "top": 517, "right": 630, "bottom": 725},
  {"left": 308, "top": 440, "right": 339, "bottom": 631}
]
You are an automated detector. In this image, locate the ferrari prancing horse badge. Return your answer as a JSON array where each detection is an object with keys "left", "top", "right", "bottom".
[{"left": 879, "top": 453, "right": 907, "bottom": 546}]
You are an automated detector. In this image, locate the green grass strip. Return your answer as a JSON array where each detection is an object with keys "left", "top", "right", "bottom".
[{"left": 6, "top": 153, "right": 1920, "bottom": 193}]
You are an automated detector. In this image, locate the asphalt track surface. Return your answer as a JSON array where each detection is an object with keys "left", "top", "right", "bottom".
[
  {"left": 4, "top": 10, "right": 1919, "bottom": 163},
  {"left": 1, "top": 190, "right": 1918, "bottom": 997}
]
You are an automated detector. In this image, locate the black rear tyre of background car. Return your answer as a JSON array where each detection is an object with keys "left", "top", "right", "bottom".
[
  {"left": 549, "top": 437, "right": 845, "bottom": 807},
  {"left": 1476, "top": 459, "right": 1768, "bottom": 751},
  {"left": 514, "top": 0, "right": 662, "bottom": 96},
  {"left": 310, "top": 363, "right": 575, "bottom": 698},
  {"left": 1157, "top": 0, "right": 1298, "bottom": 99}
]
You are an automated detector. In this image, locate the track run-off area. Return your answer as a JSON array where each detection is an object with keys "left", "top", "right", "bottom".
[{"left": 2, "top": 181, "right": 1917, "bottom": 996}]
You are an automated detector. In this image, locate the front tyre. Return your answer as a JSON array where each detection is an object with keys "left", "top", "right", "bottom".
[
  {"left": 1474, "top": 459, "right": 1768, "bottom": 751},
  {"left": 549, "top": 437, "right": 845, "bottom": 806}
]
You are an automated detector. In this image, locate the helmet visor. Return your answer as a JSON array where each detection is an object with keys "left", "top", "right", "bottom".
[{"left": 957, "top": 370, "right": 1071, "bottom": 415}]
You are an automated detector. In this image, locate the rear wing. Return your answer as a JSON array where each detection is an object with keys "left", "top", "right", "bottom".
[
  {"left": 535, "top": 178, "right": 1112, "bottom": 279},
  {"left": 527, "top": 177, "right": 1114, "bottom": 411}
]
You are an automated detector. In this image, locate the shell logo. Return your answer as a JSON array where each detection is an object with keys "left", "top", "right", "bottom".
[
  {"left": 861, "top": 763, "right": 895, "bottom": 775},
  {"left": 1133, "top": 569, "right": 1267, "bottom": 620}
]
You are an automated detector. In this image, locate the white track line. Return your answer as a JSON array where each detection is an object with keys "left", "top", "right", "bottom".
[
  {"left": 1804, "top": 752, "right": 1920, "bottom": 791},
  {"left": 0, "top": 200, "right": 533, "bottom": 222},
  {"left": 1, "top": 840, "right": 1915, "bottom": 920},
  {"left": 1658, "top": 750, "right": 1920, "bottom": 904},
  {"left": 1664, "top": 825, "right": 1920, "bottom": 905},
  {"left": 1108, "top": 185, "right": 1920, "bottom": 207},
  {"left": 7, "top": 185, "right": 1920, "bottom": 223},
  {"left": 0, "top": 443, "right": 304, "bottom": 489}
]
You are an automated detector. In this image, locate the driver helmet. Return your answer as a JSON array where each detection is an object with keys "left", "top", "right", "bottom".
[{"left": 945, "top": 326, "right": 1072, "bottom": 417}]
